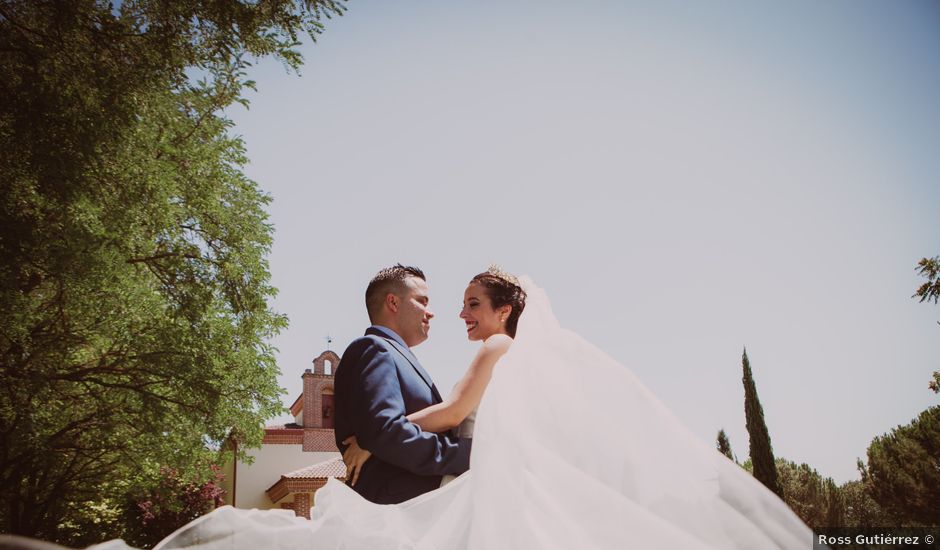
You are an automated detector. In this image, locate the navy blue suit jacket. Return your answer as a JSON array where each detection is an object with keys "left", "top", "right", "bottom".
[{"left": 334, "top": 326, "right": 472, "bottom": 504}]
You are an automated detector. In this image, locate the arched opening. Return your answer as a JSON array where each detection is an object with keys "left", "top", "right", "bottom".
[
  {"left": 323, "top": 359, "right": 332, "bottom": 376},
  {"left": 321, "top": 387, "right": 334, "bottom": 429}
]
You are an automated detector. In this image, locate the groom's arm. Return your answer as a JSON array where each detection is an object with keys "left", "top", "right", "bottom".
[{"left": 347, "top": 339, "right": 471, "bottom": 476}]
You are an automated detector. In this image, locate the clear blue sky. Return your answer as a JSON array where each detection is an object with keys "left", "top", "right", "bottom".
[{"left": 226, "top": 0, "right": 940, "bottom": 483}]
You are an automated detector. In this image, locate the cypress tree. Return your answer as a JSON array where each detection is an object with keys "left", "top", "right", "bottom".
[
  {"left": 716, "top": 429, "right": 735, "bottom": 462},
  {"left": 742, "top": 348, "right": 784, "bottom": 498}
]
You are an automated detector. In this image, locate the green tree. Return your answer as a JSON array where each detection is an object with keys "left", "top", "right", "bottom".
[
  {"left": 861, "top": 406, "right": 940, "bottom": 526},
  {"left": 915, "top": 256, "right": 940, "bottom": 305},
  {"left": 840, "top": 478, "right": 893, "bottom": 528},
  {"left": 913, "top": 256, "right": 940, "bottom": 392},
  {"left": 774, "top": 460, "right": 851, "bottom": 529},
  {"left": 823, "top": 478, "right": 844, "bottom": 528},
  {"left": 741, "top": 348, "right": 784, "bottom": 498},
  {"left": 0, "top": 0, "right": 344, "bottom": 543},
  {"left": 775, "top": 459, "right": 827, "bottom": 529},
  {"left": 716, "top": 429, "right": 735, "bottom": 462}
]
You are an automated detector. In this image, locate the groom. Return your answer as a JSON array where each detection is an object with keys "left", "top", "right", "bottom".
[{"left": 333, "top": 264, "right": 472, "bottom": 504}]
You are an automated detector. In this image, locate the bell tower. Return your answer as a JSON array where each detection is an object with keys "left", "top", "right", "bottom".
[{"left": 301, "top": 350, "right": 340, "bottom": 430}]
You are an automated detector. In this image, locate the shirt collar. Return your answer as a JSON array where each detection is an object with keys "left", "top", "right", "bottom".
[{"left": 367, "top": 325, "right": 409, "bottom": 349}]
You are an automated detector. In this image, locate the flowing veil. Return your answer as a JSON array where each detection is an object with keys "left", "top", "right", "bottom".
[{"left": 142, "top": 277, "right": 813, "bottom": 550}]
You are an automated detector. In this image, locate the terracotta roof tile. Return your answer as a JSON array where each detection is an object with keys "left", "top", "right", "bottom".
[
  {"left": 303, "top": 429, "right": 338, "bottom": 452},
  {"left": 282, "top": 456, "right": 346, "bottom": 480}
]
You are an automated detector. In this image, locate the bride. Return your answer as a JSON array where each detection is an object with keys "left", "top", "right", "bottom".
[{"left": 140, "top": 268, "right": 813, "bottom": 550}]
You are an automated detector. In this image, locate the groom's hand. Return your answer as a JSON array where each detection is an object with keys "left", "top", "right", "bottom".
[{"left": 342, "top": 436, "right": 372, "bottom": 487}]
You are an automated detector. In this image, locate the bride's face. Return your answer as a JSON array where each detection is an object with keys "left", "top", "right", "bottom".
[{"left": 460, "top": 282, "right": 509, "bottom": 341}]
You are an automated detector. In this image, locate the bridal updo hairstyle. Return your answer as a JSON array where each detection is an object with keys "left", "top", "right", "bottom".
[{"left": 470, "top": 268, "right": 526, "bottom": 338}]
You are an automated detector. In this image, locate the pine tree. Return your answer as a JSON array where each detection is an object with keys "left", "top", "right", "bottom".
[
  {"left": 742, "top": 348, "right": 784, "bottom": 498},
  {"left": 862, "top": 406, "right": 940, "bottom": 526},
  {"left": 716, "top": 429, "right": 735, "bottom": 462},
  {"left": 913, "top": 256, "right": 940, "bottom": 392},
  {"left": 775, "top": 458, "right": 826, "bottom": 528},
  {"left": 824, "top": 478, "right": 844, "bottom": 528}
]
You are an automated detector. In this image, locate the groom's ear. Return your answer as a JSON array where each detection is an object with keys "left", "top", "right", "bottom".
[{"left": 385, "top": 293, "right": 399, "bottom": 313}]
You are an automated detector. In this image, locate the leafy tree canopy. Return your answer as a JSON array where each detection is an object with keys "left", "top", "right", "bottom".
[
  {"left": 861, "top": 406, "right": 940, "bottom": 527},
  {"left": 914, "top": 256, "right": 940, "bottom": 305},
  {"left": 0, "top": 0, "right": 344, "bottom": 542},
  {"left": 914, "top": 256, "right": 940, "bottom": 392}
]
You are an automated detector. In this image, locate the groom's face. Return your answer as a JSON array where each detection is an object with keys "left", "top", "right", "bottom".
[{"left": 395, "top": 276, "right": 434, "bottom": 347}]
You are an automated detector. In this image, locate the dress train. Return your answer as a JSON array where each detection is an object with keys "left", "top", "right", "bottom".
[{"left": 141, "top": 277, "right": 812, "bottom": 550}]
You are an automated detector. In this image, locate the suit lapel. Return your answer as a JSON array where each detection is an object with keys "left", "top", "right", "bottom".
[{"left": 366, "top": 326, "right": 439, "bottom": 398}]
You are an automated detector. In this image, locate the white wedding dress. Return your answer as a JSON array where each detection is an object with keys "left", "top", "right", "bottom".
[{"left": 125, "top": 277, "right": 812, "bottom": 550}]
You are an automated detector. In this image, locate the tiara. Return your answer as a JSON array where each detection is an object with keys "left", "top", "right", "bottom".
[{"left": 486, "top": 264, "right": 520, "bottom": 287}]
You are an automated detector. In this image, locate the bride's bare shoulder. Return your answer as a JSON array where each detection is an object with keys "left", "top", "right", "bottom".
[{"left": 482, "top": 334, "right": 513, "bottom": 354}]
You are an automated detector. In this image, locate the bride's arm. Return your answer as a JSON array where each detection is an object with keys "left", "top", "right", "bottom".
[
  {"left": 407, "top": 334, "right": 512, "bottom": 433},
  {"left": 342, "top": 336, "right": 511, "bottom": 484}
]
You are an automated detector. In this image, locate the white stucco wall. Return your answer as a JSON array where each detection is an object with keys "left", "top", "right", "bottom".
[{"left": 232, "top": 445, "right": 339, "bottom": 510}]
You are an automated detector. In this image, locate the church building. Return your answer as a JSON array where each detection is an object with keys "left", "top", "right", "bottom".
[{"left": 220, "top": 350, "right": 345, "bottom": 518}]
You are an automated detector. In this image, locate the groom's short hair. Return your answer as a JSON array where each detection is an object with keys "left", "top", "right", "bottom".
[{"left": 366, "top": 264, "right": 427, "bottom": 323}]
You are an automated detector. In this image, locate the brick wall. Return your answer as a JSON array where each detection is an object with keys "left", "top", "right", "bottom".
[
  {"left": 292, "top": 492, "right": 311, "bottom": 519},
  {"left": 312, "top": 350, "right": 340, "bottom": 376},
  {"left": 302, "top": 373, "right": 334, "bottom": 430},
  {"left": 262, "top": 430, "right": 304, "bottom": 444}
]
